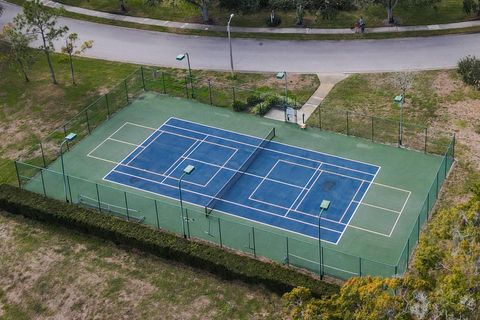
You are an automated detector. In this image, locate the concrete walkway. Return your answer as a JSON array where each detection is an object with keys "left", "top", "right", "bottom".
[
  {"left": 264, "top": 73, "right": 348, "bottom": 124},
  {"left": 40, "top": 0, "right": 480, "bottom": 35}
]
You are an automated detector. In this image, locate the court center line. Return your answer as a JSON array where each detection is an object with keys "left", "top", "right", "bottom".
[
  {"left": 247, "top": 160, "right": 281, "bottom": 203},
  {"left": 293, "top": 166, "right": 324, "bottom": 212},
  {"left": 284, "top": 162, "right": 322, "bottom": 217}
]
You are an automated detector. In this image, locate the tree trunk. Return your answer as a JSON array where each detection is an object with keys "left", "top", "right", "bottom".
[
  {"left": 296, "top": 5, "right": 304, "bottom": 25},
  {"left": 40, "top": 31, "right": 57, "bottom": 84},
  {"left": 17, "top": 58, "right": 29, "bottom": 82},
  {"left": 386, "top": 6, "right": 394, "bottom": 24},
  {"left": 200, "top": 4, "right": 209, "bottom": 23},
  {"left": 69, "top": 54, "right": 75, "bottom": 85}
]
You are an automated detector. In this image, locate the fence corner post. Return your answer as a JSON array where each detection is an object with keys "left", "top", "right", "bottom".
[{"left": 141, "top": 66, "right": 146, "bottom": 91}]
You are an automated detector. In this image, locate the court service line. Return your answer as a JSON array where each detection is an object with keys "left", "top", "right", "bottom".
[
  {"left": 356, "top": 201, "right": 403, "bottom": 214},
  {"left": 108, "top": 137, "right": 146, "bottom": 148},
  {"left": 247, "top": 160, "right": 281, "bottom": 202}
]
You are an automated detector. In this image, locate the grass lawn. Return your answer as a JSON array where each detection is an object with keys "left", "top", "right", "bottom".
[
  {"left": 0, "top": 42, "right": 319, "bottom": 184},
  {"left": 309, "top": 70, "right": 480, "bottom": 204},
  {"left": 0, "top": 211, "right": 283, "bottom": 319},
  {"left": 52, "top": 0, "right": 475, "bottom": 28}
]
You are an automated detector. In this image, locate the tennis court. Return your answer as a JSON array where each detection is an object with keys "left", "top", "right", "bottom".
[{"left": 100, "top": 117, "right": 380, "bottom": 244}]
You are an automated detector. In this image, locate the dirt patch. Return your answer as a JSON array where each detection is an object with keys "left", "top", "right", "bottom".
[{"left": 432, "top": 71, "right": 461, "bottom": 97}]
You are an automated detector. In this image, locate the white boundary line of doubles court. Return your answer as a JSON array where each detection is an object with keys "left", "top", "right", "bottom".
[{"left": 88, "top": 120, "right": 411, "bottom": 243}]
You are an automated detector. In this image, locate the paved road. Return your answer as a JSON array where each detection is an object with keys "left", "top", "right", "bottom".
[{"left": 2, "top": 1, "right": 480, "bottom": 73}]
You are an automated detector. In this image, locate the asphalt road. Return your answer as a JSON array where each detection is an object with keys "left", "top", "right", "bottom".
[{"left": 1, "top": 0, "right": 480, "bottom": 73}]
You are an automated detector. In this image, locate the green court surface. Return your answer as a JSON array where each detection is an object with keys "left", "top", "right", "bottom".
[{"left": 18, "top": 92, "right": 451, "bottom": 279}]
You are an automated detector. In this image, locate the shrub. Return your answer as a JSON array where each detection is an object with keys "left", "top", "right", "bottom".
[
  {"left": 0, "top": 184, "right": 339, "bottom": 297},
  {"left": 457, "top": 56, "right": 480, "bottom": 89},
  {"left": 232, "top": 100, "right": 248, "bottom": 112},
  {"left": 264, "top": 94, "right": 282, "bottom": 107},
  {"left": 252, "top": 101, "right": 271, "bottom": 115},
  {"left": 266, "top": 15, "right": 282, "bottom": 27},
  {"left": 247, "top": 94, "right": 263, "bottom": 107}
]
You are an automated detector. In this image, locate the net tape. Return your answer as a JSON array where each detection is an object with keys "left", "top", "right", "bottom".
[{"left": 205, "top": 128, "right": 276, "bottom": 214}]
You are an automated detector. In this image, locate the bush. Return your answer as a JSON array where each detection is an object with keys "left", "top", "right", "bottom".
[
  {"left": 0, "top": 184, "right": 339, "bottom": 297},
  {"left": 247, "top": 94, "right": 263, "bottom": 107},
  {"left": 457, "top": 56, "right": 480, "bottom": 89},
  {"left": 252, "top": 101, "right": 271, "bottom": 115},
  {"left": 266, "top": 15, "right": 282, "bottom": 27},
  {"left": 232, "top": 100, "right": 248, "bottom": 112}
]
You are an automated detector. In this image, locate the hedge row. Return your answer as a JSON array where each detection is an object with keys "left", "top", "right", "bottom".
[{"left": 0, "top": 184, "right": 339, "bottom": 297}]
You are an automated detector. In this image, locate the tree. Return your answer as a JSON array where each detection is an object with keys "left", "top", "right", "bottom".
[
  {"left": 119, "top": 0, "right": 127, "bottom": 12},
  {"left": 1, "top": 23, "right": 37, "bottom": 82},
  {"left": 372, "top": 0, "right": 441, "bottom": 24},
  {"left": 0, "top": 3, "right": 4, "bottom": 17},
  {"left": 14, "top": 0, "right": 68, "bottom": 84},
  {"left": 184, "top": 0, "right": 213, "bottom": 22},
  {"left": 61, "top": 33, "right": 93, "bottom": 84},
  {"left": 463, "top": 0, "right": 480, "bottom": 15},
  {"left": 270, "top": 0, "right": 313, "bottom": 25}
]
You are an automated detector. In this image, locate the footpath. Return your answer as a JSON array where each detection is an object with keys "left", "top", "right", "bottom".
[{"left": 39, "top": 0, "right": 480, "bottom": 35}]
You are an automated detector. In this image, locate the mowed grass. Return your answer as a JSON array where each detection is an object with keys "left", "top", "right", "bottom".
[
  {"left": 0, "top": 42, "right": 319, "bottom": 185},
  {"left": 54, "top": 0, "right": 473, "bottom": 28},
  {"left": 0, "top": 211, "right": 283, "bottom": 319}
]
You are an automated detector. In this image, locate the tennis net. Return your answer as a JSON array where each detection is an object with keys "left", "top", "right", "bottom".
[{"left": 205, "top": 128, "right": 276, "bottom": 214}]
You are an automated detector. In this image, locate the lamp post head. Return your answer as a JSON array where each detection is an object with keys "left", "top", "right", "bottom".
[
  {"left": 176, "top": 54, "right": 186, "bottom": 61},
  {"left": 320, "top": 200, "right": 330, "bottom": 210},
  {"left": 276, "top": 71, "right": 286, "bottom": 80},
  {"left": 64, "top": 132, "right": 77, "bottom": 142},
  {"left": 393, "top": 94, "right": 404, "bottom": 104},
  {"left": 183, "top": 164, "right": 195, "bottom": 175}
]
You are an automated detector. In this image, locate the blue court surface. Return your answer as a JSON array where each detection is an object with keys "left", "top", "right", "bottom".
[{"left": 104, "top": 118, "right": 380, "bottom": 244}]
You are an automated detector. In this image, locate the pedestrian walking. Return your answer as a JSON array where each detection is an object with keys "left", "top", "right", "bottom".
[{"left": 358, "top": 16, "right": 366, "bottom": 33}]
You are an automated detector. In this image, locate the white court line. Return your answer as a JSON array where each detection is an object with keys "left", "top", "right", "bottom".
[
  {"left": 163, "top": 122, "right": 378, "bottom": 178},
  {"left": 167, "top": 117, "right": 381, "bottom": 172},
  {"left": 293, "top": 167, "right": 324, "bottom": 212},
  {"left": 284, "top": 162, "right": 322, "bottom": 217},
  {"left": 247, "top": 161, "right": 280, "bottom": 202},
  {"left": 288, "top": 253, "right": 358, "bottom": 275},
  {"left": 339, "top": 181, "right": 364, "bottom": 223},
  {"left": 357, "top": 201, "right": 403, "bottom": 214},
  {"left": 388, "top": 191, "right": 411, "bottom": 237},
  {"left": 87, "top": 122, "right": 129, "bottom": 157},
  {"left": 108, "top": 137, "right": 146, "bottom": 148}
]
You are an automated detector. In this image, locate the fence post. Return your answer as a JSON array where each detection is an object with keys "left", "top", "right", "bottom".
[
  {"left": 40, "top": 170, "right": 47, "bottom": 197},
  {"left": 427, "top": 193, "right": 430, "bottom": 217},
  {"left": 14, "top": 161, "right": 21, "bottom": 188},
  {"left": 67, "top": 175, "right": 73, "bottom": 203},
  {"left": 452, "top": 133, "right": 456, "bottom": 158},
  {"left": 318, "top": 107, "right": 322, "bottom": 129},
  {"left": 85, "top": 110, "right": 91, "bottom": 134},
  {"left": 359, "top": 257, "right": 362, "bottom": 276},
  {"left": 346, "top": 111, "right": 350, "bottom": 135},
  {"left": 406, "top": 239, "right": 410, "bottom": 268},
  {"left": 40, "top": 142, "right": 47, "bottom": 168},
  {"left": 184, "top": 76, "right": 189, "bottom": 98},
  {"left": 162, "top": 72, "right": 166, "bottom": 94},
  {"left": 321, "top": 246, "right": 324, "bottom": 279},
  {"left": 63, "top": 125, "right": 69, "bottom": 151},
  {"left": 95, "top": 183, "right": 102, "bottom": 212},
  {"left": 208, "top": 81, "right": 213, "bottom": 105},
  {"left": 154, "top": 199, "right": 160, "bottom": 229},
  {"left": 141, "top": 66, "right": 146, "bottom": 91},
  {"left": 436, "top": 171, "right": 439, "bottom": 198},
  {"left": 185, "top": 209, "right": 191, "bottom": 238},
  {"left": 424, "top": 127, "right": 428, "bottom": 154},
  {"left": 252, "top": 227, "right": 256, "bottom": 258},
  {"left": 124, "top": 192, "right": 130, "bottom": 221},
  {"left": 105, "top": 94, "right": 111, "bottom": 118},
  {"left": 417, "top": 215, "right": 420, "bottom": 240},
  {"left": 395, "top": 265, "right": 398, "bottom": 277},
  {"left": 232, "top": 86, "right": 236, "bottom": 104},
  {"left": 371, "top": 116, "right": 374, "bottom": 142},
  {"left": 124, "top": 80, "right": 129, "bottom": 103},
  {"left": 218, "top": 218, "right": 223, "bottom": 248},
  {"left": 285, "top": 237, "right": 289, "bottom": 266}
]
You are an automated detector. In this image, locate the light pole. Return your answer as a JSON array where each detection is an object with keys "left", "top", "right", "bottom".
[
  {"left": 179, "top": 164, "right": 195, "bottom": 238},
  {"left": 176, "top": 53, "right": 195, "bottom": 98},
  {"left": 276, "top": 71, "right": 288, "bottom": 107},
  {"left": 60, "top": 132, "right": 77, "bottom": 203},
  {"left": 318, "top": 199, "right": 330, "bottom": 280},
  {"left": 394, "top": 93, "right": 405, "bottom": 146},
  {"left": 227, "top": 13, "right": 235, "bottom": 78}
]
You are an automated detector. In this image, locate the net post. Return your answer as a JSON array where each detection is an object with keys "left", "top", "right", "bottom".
[
  {"left": 67, "top": 175, "right": 73, "bottom": 203},
  {"left": 105, "top": 94, "right": 111, "bottom": 119},
  {"left": 85, "top": 110, "right": 91, "bottom": 134},
  {"left": 162, "top": 72, "right": 166, "bottom": 94},
  {"left": 95, "top": 183, "right": 102, "bottom": 212},
  {"left": 208, "top": 81, "right": 213, "bottom": 105},
  {"left": 424, "top": 127, "right": 428, "bottom": 154},
  {"left": 218, "top": 218, "right": 223, "bottom": 248},
  {"left": 141, "top": 66, "right": 146, "bottom": 91},
  {"left": 14, "top": 161, "right": 21, "bottom": 189},
  {"left": 40, "top": 142, "right": 47, "bottom": 167},
  {"left": 124, "top": 79, "right": 129, "bottom": 103},
  {"left": 124, "top": 192, "right": 130, "bottom": 221},
  {"left": 40, "top": 169, "right": 47, "bottom": 197},
  {"left": 154, "top": 199, "right": 160, "bottom": 229},
  {"left": 252, "top": 227, "right": 256, "bottom": 258}
]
